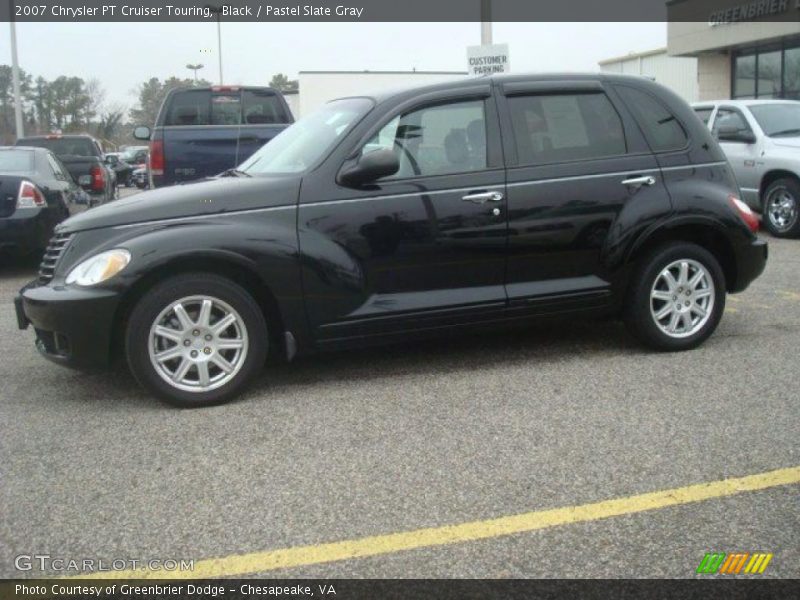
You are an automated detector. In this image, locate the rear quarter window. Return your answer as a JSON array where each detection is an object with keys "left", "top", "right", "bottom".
[{"left": 616, "top": 86, "right": 688, "bottom": 153}]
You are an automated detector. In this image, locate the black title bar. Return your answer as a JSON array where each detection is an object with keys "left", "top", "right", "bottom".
[{"left": 3, "top": 0, "right": 800, "bottom": 22}]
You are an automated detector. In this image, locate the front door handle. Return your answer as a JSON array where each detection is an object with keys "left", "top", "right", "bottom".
[
  {"left": 462, "top": 191, "right": 504, "bottom": 204},
  {"left": 621, "top": 175, "right": 656, "bottom": 188}
]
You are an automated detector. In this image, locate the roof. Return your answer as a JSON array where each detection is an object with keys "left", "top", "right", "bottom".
[
  {"left": 341, "top": 72, "right": 658, "bottom": 105},
  {"left": 692, "top": 99, "right": 800, "bottom": 107},
  {"left": 299, "top": 70, "right": 468, "bottom": 75},
  {"left": 598, "top": 47, "right": 668, "bottom": 66}
]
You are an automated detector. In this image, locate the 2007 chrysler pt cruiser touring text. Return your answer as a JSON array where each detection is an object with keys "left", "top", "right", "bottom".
[{"left": 15, "top": 74, "right": 768, "bottom": 407}]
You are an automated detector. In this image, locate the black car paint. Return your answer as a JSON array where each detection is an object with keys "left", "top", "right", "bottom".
[
  {"left": 0, "top": 147, "right": 74, "bottom": 255},
  {"left": 17, "top": 73, "right": 767, "bottom": 369}
]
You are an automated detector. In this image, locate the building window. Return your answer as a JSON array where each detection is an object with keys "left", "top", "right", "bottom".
[
  {"left": 785, "top": 47, "right": 800, "bottom": 100},
  {"left": 733, "top": 39, "right": 800, "bottom": 99}
]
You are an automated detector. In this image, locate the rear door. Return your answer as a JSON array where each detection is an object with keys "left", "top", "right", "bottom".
[{"left": 496, "top": 80, "right": 673, "bottom": 313}]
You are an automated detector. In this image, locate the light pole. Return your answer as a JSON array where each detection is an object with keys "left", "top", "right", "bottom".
[
  {"left": 186, "top": 63, "right": 204, "bottom": 83},
  {"left": 9, "top": 21, "right": 25, "bottom": 139},
  {"left": 480, "top": 0, "right": 492, "bottom": 45},
  {"left": 205, "top": 5, "right": 224, "bottom": 84}
]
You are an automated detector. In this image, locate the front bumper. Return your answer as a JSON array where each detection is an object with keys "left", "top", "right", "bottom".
[
  {"left": 731, "top": 237, "right": 768, "bottom": 293},
  {"left": 16, "top": 281, "right": 120, "bottom": 369}
]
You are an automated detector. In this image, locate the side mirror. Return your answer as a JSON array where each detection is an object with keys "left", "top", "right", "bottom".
[
  {"left": 133, "top": 126, "right": 151, "bottom": 141},
  {"left": 104, "top": 155, "right": 117, "bottom": 165},
  {"left": 339, "top": 148, "right": 399, "bottom": 186},
  {"left": 716, "top": 125, "right": 756, "bottom": 144}
]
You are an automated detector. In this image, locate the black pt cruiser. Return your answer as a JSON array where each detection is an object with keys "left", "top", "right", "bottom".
[{"left": 16, "top": 74, "right": 768, "bottom": 407}]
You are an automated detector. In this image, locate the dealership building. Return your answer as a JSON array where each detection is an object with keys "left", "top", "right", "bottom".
[{"left": 666, "top": 0, "right": 800, "bottom": 100}]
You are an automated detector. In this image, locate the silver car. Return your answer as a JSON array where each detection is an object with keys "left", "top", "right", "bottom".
[{"left": 692, "top": 100, "right": 800, "bottom": 238}]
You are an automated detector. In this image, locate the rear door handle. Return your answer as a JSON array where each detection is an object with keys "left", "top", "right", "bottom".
[
  {"left": 462, "top": 191, "right": 504, "bottom": 204},
  {"left": 621, "top": 175, "right": 656, "bottom": 187}
]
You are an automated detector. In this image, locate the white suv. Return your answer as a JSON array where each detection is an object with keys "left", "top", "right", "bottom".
[{"left": 692, "top": 100, "right": 800, "bottom": 238}]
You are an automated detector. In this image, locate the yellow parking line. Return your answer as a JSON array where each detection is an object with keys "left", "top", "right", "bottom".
[{"left": 72, "top": 466, "right": 800, "bottom": 579}]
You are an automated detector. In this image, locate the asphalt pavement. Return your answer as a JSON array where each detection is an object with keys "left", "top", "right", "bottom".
[{"left": 0, "top": 208, "right": 797, "bottom": 578}]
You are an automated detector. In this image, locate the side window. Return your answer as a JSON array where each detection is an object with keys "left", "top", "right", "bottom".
[
  {"left": 242, "top": 90, "right": 288, "bottom": 124},
  {"left": 507, "top": 93, "right": 626, "bottom": 165},
  {"left": 693, "top": 107, "right": 714, "bottom": 126},
  {"left": 712, "top": 109, "right": 752, "bottom": 137},
  {"left": 616, "top": 86, "right": 688, "bottom": 152},
  {"left": 362, "top": 100, "right": 487, "bottom": 179},
  {"left": 165, "top": 90, "right": 211, "bottom": 126}
]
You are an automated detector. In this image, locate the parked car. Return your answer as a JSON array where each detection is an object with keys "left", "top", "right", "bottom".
[
  {"left": 17, "top": 73, "right": 767, "bottom": 407},
  {"left": 104, "top": 152, "right": 135, "bottom": 187},
  {"left": 0, "top": 146, "right": 74, "bottom": 257},
  {"left": 133, "top": 85, "right": 293, "bottom": 188},
  {"left": 131, "top": 165, "right": 149, "bottom": 189},
  {"left": 120, "top": 147, "right": 149, "bottom": 167},
  {"left": 692, "top": 99, "right": 800, "bottom": 237},
  {"left": 14, "top": 134, "right": 116, "bottom": 207}
]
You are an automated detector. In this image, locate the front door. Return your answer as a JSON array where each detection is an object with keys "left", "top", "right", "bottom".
[{"left": 299, "top": 91, "right": 508, "bottom": 345}]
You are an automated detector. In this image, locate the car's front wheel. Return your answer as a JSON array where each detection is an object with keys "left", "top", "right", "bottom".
[
  {"left": 761, "top": 177, "right": 800, "bottom": 238},
  {"left": 624, "top": 242, "right": 725, "bottom": 351},
  {"left": 126, "top": 273, "right": 268, "bottom": 407}
]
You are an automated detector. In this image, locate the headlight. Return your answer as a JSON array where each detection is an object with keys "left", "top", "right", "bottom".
[{"left": 65, "top": 249, "right": 131, "bottom": 286}]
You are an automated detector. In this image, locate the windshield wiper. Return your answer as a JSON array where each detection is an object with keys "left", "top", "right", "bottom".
[
  {"left": 769, "top": 128, "right": 800, "bottom": 137},
  {"left": 218, "top": 168, "right": 251, "bottom": 178}
]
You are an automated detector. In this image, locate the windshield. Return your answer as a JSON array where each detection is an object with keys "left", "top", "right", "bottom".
[
  {"left": 0, "top": 150, "right": 34, "bottom": 172},
  {"left": 749, "top": 103, "right": 800, "bottom": 137},
  {"left": 240, "top": 98, "right": 373, "bottom": 175},
  {"left": 19, "top": 137, "right": 96, "bottom": 157}
]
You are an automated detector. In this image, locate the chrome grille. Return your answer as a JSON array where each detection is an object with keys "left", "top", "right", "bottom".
[{"left": 38, "top": 232, "right": 73, "bottom": 284}]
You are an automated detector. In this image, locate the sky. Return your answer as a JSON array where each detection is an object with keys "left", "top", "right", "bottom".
[{"left": 0, "top": 21, "right": 667, "bottom": 111}]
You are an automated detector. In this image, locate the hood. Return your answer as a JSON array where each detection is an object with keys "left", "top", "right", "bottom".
[
  {"left": 770, "top": 136, "right": 800, "bottom": 150},
  {"left": 59, "top": 175, "right": 301, "bottom": 233}
]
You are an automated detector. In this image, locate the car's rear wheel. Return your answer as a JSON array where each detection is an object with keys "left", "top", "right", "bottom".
[
  {"left": 126, "top": 273, "right": 268, "bottom": 407},
  {"left": 761, "top": 177, "right": 800, "bottom": 238},
  {"left": 624, "top": 242, "right": 725, "bottom": 351}
]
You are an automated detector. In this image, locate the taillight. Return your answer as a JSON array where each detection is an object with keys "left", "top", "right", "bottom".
[
  {"left": 150, "top": 139, "right": 164, "bottom": 176},
  {"left": 90, "top": 164, "right": 105, "bottom": 192},
  {"left": 729, "top": 195, "right": 759, "bottom": 233},
  {"left": 16, "top": 180, "right": 47, "bottom": 208}
]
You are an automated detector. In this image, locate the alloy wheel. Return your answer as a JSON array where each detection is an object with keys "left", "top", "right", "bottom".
[
  {"left": 148, "top": 295, "right": 249, "bottom": 392},
  {"left": 650, "top": 259, "right": 715, "bottom": 339},
  {"left": 766, "top": 186, "right": 798, "bottom": 233}
]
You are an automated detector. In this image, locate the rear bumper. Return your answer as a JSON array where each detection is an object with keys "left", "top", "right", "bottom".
[
  {"left": 0, "top": 210, "right": 46, "bottom": 254},
  {"left": 731, "top": 237, "right": 768, "bottom": 293},
  {"left": 16, "top": 280, "right": 120, "bottom": 369}
]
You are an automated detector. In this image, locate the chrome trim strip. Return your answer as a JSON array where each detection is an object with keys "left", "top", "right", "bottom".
[
  {"left": 659, "top": 161, "right": 727, "bottom": 172},
  {"left": 506, "top": 170, "right": 648, "bottom": 187},
  {"left": 301, "top": 185, "right": 506, "bottom": 208},
  {"left": 112, "top": 162, "right": 730, "bottom": 229}
]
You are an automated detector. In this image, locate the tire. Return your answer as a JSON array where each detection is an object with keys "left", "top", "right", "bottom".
[
  {"left": 624, "top": 242, "right": 726, "bottom": 351},
  {"left": 125, "top": 273, "right": 268, "bottom": 408},
  {"left": 761, "top": 177, "right": 800, "bottom": 238}
]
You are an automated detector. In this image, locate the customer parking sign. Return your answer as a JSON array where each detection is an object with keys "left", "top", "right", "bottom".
[{"left": 467, "top": 44, "right": 510, "bottom": 75}]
